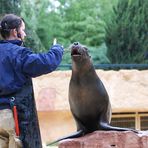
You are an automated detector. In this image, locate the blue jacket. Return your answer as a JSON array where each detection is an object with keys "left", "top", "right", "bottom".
[{"left": 0, "top": 40, "right": 64, "bottom": 96}]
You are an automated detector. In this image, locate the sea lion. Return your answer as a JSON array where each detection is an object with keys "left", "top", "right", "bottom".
[{"left": 47, "top": 42, "right": 137, "bottom": 146}]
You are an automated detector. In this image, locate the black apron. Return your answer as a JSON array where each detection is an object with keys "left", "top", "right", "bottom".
[{"left": 13, "top": 78, "right": 42, "bottom": 148}]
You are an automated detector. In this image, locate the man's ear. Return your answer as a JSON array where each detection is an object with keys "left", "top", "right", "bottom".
[{"left": 10, "top": 29, "right": 17, "bottom": 37}]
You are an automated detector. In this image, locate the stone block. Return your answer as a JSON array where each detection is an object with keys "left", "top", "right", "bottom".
[{"left": 59, "top": 131, "right": 148, "bottom": 148}]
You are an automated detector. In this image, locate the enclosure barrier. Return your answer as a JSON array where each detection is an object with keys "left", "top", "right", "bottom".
[{"left": 58, "top": 64, "right": 148, "bottom": 70}]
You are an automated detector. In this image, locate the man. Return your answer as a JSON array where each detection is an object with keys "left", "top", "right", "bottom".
[{"left": 0, "top": 14, "right": 64, "bottom": 148}]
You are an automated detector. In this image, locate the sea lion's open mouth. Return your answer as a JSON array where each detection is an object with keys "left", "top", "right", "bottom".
[{"left": 71, "top": 47, "right": 81, "bottom": 56}]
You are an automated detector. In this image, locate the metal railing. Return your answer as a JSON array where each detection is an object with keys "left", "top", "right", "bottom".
[{"left": 57, "top": 64, "right": 148, "bottom": 70}]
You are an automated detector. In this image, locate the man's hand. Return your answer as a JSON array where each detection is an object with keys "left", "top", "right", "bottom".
[{"left": 53, "top": 38, "right": 57, "bottom": 45}]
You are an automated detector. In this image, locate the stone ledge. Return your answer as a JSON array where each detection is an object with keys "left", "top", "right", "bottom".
[{"left": 59, "top": 131, "right": 148, "bottom": 148}]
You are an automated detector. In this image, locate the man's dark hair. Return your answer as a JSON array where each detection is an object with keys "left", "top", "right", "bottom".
[{"left": 0, "top": 14, "right": 24, "bottom": 39}]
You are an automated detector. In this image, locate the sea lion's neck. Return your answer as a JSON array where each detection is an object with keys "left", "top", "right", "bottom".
[{"left": 71, "top": 60, "right": 96, "bottom": 77}]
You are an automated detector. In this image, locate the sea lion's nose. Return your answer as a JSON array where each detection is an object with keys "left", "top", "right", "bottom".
[{"left": 73, "top": 42, "right": 79, "bottom": 46}]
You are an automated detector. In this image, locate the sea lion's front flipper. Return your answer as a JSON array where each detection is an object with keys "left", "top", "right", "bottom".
[{"left": 46, "top": 129, "right": 84, "bottom": 146}]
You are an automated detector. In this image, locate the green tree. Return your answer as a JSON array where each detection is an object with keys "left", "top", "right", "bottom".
[
  {"left": 59, "top": 0, "right": 116, "bottom": 64},
  {"left": 105, "top": 0, "right": 148, "bottom": 63},
  {"left": 21, "top": 0, "right": 45, "bottom": 52},
  {"left": 34, "top": 0, "right": 109, "bottom": 47},
  {"left": 35, "top": 0, "right": 64, "bottom": 49},
  {"left": 34, "top": 0, "right": 113, "bottom": 64},
  {"left": 61, "top": 0, "right": 105, "bottom": 47},
  {"left": 0, "top": 0, "right": 20, "bottom": 17}
]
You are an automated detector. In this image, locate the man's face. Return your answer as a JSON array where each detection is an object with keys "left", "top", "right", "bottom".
[{"left": 17, "top": 21, "right": 26, "bottom": 40}]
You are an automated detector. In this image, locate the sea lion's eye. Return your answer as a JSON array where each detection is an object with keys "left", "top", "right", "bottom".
[{"left": 83, "top": 47, "right": 88, "bottom": 51}]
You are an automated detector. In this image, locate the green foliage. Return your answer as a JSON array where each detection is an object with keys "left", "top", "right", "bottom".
[
  {"left": 0, "top": 0, "right": 21, "bottom": 17},
  {"left": 33, "top": 0, "right": 116, "bottom": 64},
  {"left": 34, "top": 0, "right": 65, "bottom": 49},
  {"left": 21, "top": 0, "right": 45, "bottom": 52},
  {"left": 60, "top": 0, "right": 105, "bottom": 47},
  {"left": 105, "top": 0, "right": 148, "bottom": 63},
  {"left": 91, "top": 43, "right": 110, "bottom": 64},
  {"left": 34, "top": 0, "right": 107, "bottom": 48}
]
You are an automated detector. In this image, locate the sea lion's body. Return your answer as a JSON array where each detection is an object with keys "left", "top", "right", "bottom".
[
  {"left": 69, "top": 58, "right": 111, "bottom": 133},
  {"left": 69, "top": 42, "right": 126, "bottom": 134},
  {"left": 47, "top": 42, "right": 137, "bottom": 146}
]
